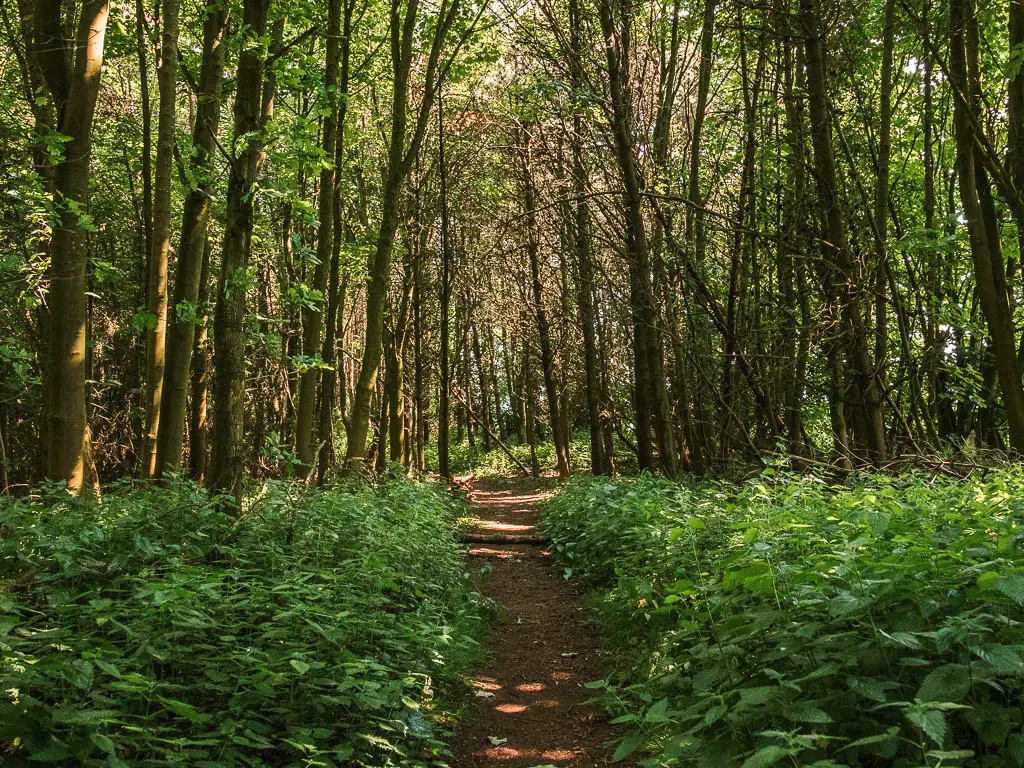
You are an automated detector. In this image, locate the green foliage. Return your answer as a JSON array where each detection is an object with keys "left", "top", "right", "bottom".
[
  {"left": 430, "top": 431, "right": 615, "bottom": 477},
  {"left": 0, "top": 478, "right": 486, "bottom": 766},
  {"left": 542, "top": 470, "right": 1024, "bottom": 767}
]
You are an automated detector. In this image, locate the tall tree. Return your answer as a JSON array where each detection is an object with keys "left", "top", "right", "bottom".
[
  {"left": 141, "top": 0, "right": 181, "bottom": 476},
  {"left": 28, "top": 0, "right": 111, "bottom": 494},
  {"left": 949, "top": 0, "right": 1024, "bottom": 453},
  {"left": 295, "top": 0, "right": 342, "bottom": 477},
  {"left": 155, "top": 3, "right": 229, "bottom": 476},
  {"left": 345, "top": 0, "right": 465, "bottom": 466},
  {"left": 801, "top": 0, "right": 887, "bottom": 464},
  {"left": 209, "top": 0, "right": 271, "bottom": 499}
]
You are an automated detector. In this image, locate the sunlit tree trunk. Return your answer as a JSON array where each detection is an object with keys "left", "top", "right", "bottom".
[
  {"left": 345, "top": 0, "right": 461, "bottom": 467},
  {"left": 31, "top": 0, "right": 111, "bottom": 494}
]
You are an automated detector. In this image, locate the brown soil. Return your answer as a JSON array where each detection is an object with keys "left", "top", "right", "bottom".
[{"left": 449, "top": 475, "right": 616, "bottom": 768}]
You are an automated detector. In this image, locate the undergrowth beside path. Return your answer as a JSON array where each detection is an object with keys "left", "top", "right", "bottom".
[
  {"left": 542, "top": 470, "right": 1024, "bottom": 768},
  {"left": 0, "top": 478, "right": 486, "bottom": 766}
]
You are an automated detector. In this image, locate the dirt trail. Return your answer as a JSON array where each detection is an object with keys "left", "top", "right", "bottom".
[{"left": 450, "top": 476, "right": 615, "bottom": 768}]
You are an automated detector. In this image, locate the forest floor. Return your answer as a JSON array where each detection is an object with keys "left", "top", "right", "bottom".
[{"left": 449, "top": 476, "right": 616, "bottom": 768}]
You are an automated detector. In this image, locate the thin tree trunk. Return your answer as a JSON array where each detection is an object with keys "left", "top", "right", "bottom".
[
  {"left": 155, "top": 3, "right": 227, "bottom": 475},
  {"left": 189, "top": 238, "right": 212, "bottom": 483},
  {"left": 209, "top": 0, "right": 270, "bottom": 499},
  {"left": 141, "top": 0, "right": 180, "bottom": 477},
  {"left": 521, "top": 126, "right": 569, "bottom": 477},
  {"left": 802, "top": 0, "right": 886, "bottom": 464},
  {"left": 950, "top": 0, "right": 1024, "bottom": 452},
  {"left": 345, "top": 0, "right": 459, "bottom": 465},
  {"left": 872, "top": 0, "right": 895, "bottom": 391},
  {"left": 438, "top": 81, "right": 452, "bottom": 478},
  {"left": 296, "top": 0, "right": 341, "bottom": 476}
]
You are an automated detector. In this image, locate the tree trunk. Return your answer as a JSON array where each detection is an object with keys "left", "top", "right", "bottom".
[
  {"left": 296, "top": 0, "right": 341, "bottom": 476},
  {"left": 141, "top": 0, "right": 180, "bottom": 477},
  {"left": 189, "top": 238, "right": 212, "bottom": 483},
  {"left": 520, "top": 126, "right": 569, "bottom": 478},
  {"left": 209, "top": 0, "right": 270, "bottom": 499},
  {"left": 155, "top": 3, "right": 228, "bottom": 475},
  {"left": 438, "top": 82, "right": 452, "bottom": 478},
  {"left": 598, "top": 0, "right": 677, "bottom": 476},
  {"left": 872, "top": 0, "right": 895, "bottom": 393},
  {"left": 950, "top": 0, "right": 1024, "bottom": 453},
  {"left": 802, "top": 0, "right": 886, "bottom": 464},
  {"left": 345, "top": 0, "right": 458, "bottom": 466},
  {"left": 35, "top": 0, "right": 110, "bottom": 494}
]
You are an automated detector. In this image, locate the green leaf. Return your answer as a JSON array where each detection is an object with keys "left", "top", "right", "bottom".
[
  {"left": 645, "top": 697, "right": 669, "bottom": 723},
  {"left": 742, "top": 745, "right": 790, "bottom": 768},
  {"left": 290, "top": 659, "right": 311, "bottom": 675},
  {"left": 704, "top": 703, "right": 728, "bottom": 726},
  {"left": 972, "top": 643, "right": 1023, "bottom": 676},
  {"left": 840, "top": 727, "right": 900, "bottom": 750},
  {"left": 157, "top": 696, "right": 207, "bottom": 723},
  {"left": 994, "top": 574, "right": 1024, "bottom": 604},
  {"left": 785, "top": 701, "right": 833, "bottom": 723},
  {"left": 612, "top": 733, "right": 646, "bottom": 762},
  {"left": 906, "top": 707, "right": 948, "bottom": 746},
  {"left": 89, "top": 732, "right": 116, "bottom": 754},
  {"left": 917, "top": 664, "right": 971, "bottom": 702}
]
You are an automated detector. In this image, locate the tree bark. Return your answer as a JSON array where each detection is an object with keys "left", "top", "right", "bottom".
[
  {"left": 950, "top": 0, "right": 1024, "bottom": 453},
  {"left": 345, "top": 0, "right": 461, "bottom": 466},
  {"left": 520, "top": 125, "right": 570, "bottom": 478},
  {"left": 141, "top": 0, "right": 180, "bottom": 477},
  {"left": 437, "top": 80, "right": 452, "bottom": 479},
  {"left": 801, "top": 0, "right": 887, "bottom": 465},
  {"left": 36, "top": 0, "right": 110, "bottom": 494},
  {"left": 189, "top": 238, "right": 212, "bottom": 483},
  {"left": 155, "top": 3, "right": 228, "bottom": 476},
  {"left": 209, "top": 0, "right": 271, "bottom": 499},
  {"left": 296, "top": 0, "right": 341, "bottom": 476}
]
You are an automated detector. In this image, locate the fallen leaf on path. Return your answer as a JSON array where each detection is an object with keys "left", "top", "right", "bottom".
[
  {"left": 487, "top": 736, "right": 508, "bottom": 746},
  {"left": 474, "top": 690, "right": 495, "bottom": 698}
]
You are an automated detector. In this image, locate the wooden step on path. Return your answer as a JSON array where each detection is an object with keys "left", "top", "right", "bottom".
[{"left": 460, "top": 532, "right": 548, "bottom": 545}]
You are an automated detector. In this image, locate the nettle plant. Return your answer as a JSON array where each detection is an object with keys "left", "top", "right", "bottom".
[
  {"left": 0, "top": 478, "right": 486, "bottom": 766},
  {"left": 542, "top": 470, "right": 1024, "bottom": 768}
]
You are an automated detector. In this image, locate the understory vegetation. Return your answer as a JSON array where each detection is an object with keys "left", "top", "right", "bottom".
[
  {"left": 542, "top": 471, "right": 1024, "bottom": 767},
  {"left": 0, "top": 479, "right": 486, "bottom": 766}
]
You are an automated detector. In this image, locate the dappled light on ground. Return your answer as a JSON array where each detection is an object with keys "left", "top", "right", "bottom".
[{"left": 451, "top": 476, "right": 613, "bottom": 767}]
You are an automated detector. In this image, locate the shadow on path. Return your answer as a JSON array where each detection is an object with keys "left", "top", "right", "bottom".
[{"left": 449, "top": 476, "right": 616, "bottom": 768}]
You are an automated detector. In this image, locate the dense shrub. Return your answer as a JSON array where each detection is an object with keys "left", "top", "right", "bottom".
[
  {"left": 0, "top": 478, "right": 486, "bottom": 766},
  {"left": 541, "top": 471, "right": 1024, "bottom": 767}
]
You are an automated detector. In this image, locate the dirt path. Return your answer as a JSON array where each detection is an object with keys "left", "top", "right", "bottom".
[{"left": 450, "top": 476, "right": 615, "bottom": 768}]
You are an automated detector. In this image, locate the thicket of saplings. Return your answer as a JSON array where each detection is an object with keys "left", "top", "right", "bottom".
[
  {"left": 542, "top": 469, "right": 1024, "bottom": 768},
  {"left": 0, "top": 477, "right": 487, "bottom": 766}
]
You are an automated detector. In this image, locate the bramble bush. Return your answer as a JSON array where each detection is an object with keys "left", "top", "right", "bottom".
[
  {"left": 541, "top": 470, "right": 1024, "bottom": 767},
  {"left": 0, "top": 477, "right": 486, "bottom": 766}
]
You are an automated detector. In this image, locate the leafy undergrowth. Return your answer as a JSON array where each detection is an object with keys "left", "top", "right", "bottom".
[
  {"left": 0, "top": 478, "right": 487, "bottom": 766},
  {"left": 541, "top": 470, "right": 1024, "bottom": 768},
  {"left": 430, "top": 432, "right": 626, "bottom": 477}
]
